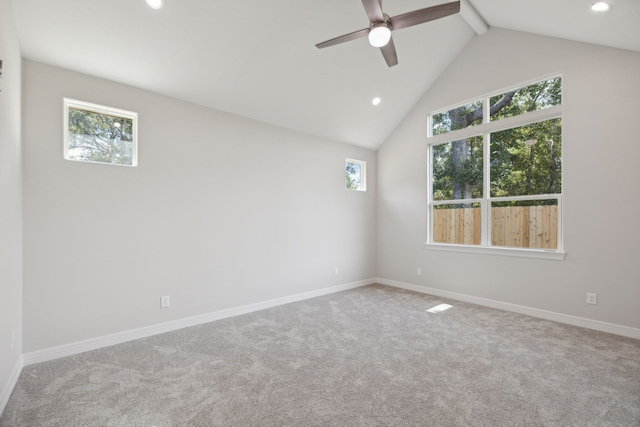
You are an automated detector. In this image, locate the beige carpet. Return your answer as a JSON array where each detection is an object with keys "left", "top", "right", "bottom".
[{"left": 2, "top": 284, "right": 639, "bottom": 426}]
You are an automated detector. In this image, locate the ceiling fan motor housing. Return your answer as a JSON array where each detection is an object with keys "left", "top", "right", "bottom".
[{"left": 369, "top": 19, "right": 392, "bottom": 47}]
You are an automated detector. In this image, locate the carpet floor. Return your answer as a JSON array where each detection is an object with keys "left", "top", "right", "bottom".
[{"left": 2, "top": 284, "right": 639, "bottom": 426}]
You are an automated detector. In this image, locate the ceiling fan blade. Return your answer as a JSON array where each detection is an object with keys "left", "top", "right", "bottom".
[
  {"left": 389, "top": 1, "right": 460, "bottom": 31},
  {"left": 361, "top": 0, "right": 384, "bottom": 22},
  {"left": 380, "top": 36, "right": 398, "bottom": 67},
  {"left": 315, "top": 28, "right": 370, "bottom": 49}
]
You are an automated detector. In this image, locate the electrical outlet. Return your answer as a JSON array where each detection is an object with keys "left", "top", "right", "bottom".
[
  {"left": 587, "top": 293, "right": 597, "bottom": 305},
  {"left": 161, "top": 296, "right": 170, "bottom": 308},
  {"left": 334, "top": 267, "right": 339, "bottom": 276},
  {"left": 417, "top": 268, "right": 422, "bottom": 276}
]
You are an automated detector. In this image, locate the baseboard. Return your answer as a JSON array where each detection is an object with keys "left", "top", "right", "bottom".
[
  {"left": 376, "top": 277, "right": 640, "bottom": 340},
  {"left": 23, "top": 278, "right": 375, "bottom": 366},
  {"left": 0, "top": 355, "right": 23, "bottom": 417}
]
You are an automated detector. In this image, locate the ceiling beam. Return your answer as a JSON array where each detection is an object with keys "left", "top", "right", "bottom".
[{"left": 452, "top": 0, "right": 488, "bottom": 35}]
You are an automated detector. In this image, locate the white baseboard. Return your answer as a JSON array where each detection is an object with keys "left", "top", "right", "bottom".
[
  {"left": 376, "top": 277, "right": 640, "bottom": 340},
  {"left": 0, "top": 355, "right": 23, "bottom": 417},
  {"left": 23, "top": 278, "right": 375, "bottom": 366}
]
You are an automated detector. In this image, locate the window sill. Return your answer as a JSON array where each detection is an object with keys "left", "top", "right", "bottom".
[{"left": 425, "top": 243, "right": 566, "bottom": 261}]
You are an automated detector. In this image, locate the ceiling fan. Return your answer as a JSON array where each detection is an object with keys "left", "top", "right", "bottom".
[{"left": 315, "top": 0, "right": 461, "bottom": 67}]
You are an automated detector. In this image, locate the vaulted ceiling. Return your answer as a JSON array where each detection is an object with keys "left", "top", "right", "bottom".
[{"left": 10, "top": 0, "right": 640, "bottom": 149}]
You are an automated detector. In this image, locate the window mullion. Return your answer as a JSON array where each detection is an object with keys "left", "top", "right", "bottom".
[
  {"left": 482, "top": 131, "right": 491, "bottom": 246},
  {"left": 482, "top": 98, "right": 490, "bottom": 246},
  {"left": 483, "top": 98, "right": 490, "bottom": 124},
  {"left": 427, "top": 145, "right": 434, "bottom": 243},
  {"left": 557, "top": 196, "right": 563, "bottom": 251}
]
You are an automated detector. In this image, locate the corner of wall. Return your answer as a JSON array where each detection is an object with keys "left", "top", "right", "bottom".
[{"left": 0, "top": 0, "right": 24, "bottom": 418}]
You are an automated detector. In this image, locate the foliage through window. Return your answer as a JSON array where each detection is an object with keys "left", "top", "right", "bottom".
[
  {"left": 64, "top": 99, "right": 138, "bottom": 166},
  {"left": 428, "top": 77, "right": 562, "bottom": 253},
  {"left": 346, "top": 159, "right": 366, "bottom": 191}
]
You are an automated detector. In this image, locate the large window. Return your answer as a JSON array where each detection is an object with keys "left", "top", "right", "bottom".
[
  {"left": 64, "top": 99, "right": 138, "bottom": 166},
  {"left": 428, "top": 77, "right": 563, "bottom": 259}
]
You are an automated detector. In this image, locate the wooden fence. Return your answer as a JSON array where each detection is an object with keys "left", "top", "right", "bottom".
[{"left": 433, "top": 205, "right": 558, "bottom": 249}]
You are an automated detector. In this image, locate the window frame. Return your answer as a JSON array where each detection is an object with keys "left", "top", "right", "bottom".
[
  {"left": 426, "top": 77, "right": 565, "bottom": 260},
  {"left": 345, "top": 158, "right": 367, "bottom": 191},
  {"left": 63, "top": 98, "right": 138, "bottom": 167}
]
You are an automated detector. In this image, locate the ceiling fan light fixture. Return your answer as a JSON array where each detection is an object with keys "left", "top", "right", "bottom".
[
  {"left": 368, "top": 23, "right": 391, "bottom": 47},
  {"left": 314, "top": 1, "right": 462, "bottom": 67},
  {"left": 145, "top": 0, "right": 165, "bottom": 10},
  {"left": 590, "top": 2, "right": 611, "bottom": 12}
]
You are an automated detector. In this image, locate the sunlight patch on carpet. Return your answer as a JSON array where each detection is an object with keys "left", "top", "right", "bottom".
[{"left": 426, "top": 303, "right": 453, "bottom": 313}]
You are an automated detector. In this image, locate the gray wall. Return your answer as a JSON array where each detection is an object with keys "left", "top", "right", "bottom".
[
  {"left": 22, "top": 61, "right": 377, "bottom": 353},
  {"left": 377, "top": 28, "right": 640, "bottom": 329},
  {"left": 0, "top": 0, "right": 23, "bottom": 411}
]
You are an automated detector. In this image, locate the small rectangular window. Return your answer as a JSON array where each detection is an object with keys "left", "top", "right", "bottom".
[
  {"left": 345, "top": 159, "right": 366, "bottom": 191},
  {"left": 64, "top": 99, "right": 138, "bottom": 166}
]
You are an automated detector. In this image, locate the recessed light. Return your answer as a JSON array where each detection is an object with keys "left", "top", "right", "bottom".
[
  {"left": 145, "top": 0, "right": 165, "bottom": 10},
  {"left": 372, "top": 97, "right": 381, "bottom": 106},
  {"left": 591, "top": 2, "right": 611, "bottom": 12}
]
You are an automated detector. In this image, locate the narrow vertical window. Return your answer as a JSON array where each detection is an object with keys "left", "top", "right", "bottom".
[
  {"left": 64, "top": 99, "right": 138, "bottom": 166},
  {"left": 345, "top": 159, "right": 366, "bottom": 191}
]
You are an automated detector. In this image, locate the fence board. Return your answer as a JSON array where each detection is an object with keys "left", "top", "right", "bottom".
[
  {"left": 550, "top": 205, "right": 558, "bottom": 249},
  {"left": 535, "top": 206, "right": 544, "bottom": 248},
  {"left": 464, "top": 209, "right": 473, "bottom": 244},
  {"left": 456, "top": 209, "right": 464, "bottom": 244},
  {"left": 473, "top": 208, "right": 481, "bottom": 245},
  {"left": 509, "top": 206, "right": 519, "bottom": 247}
]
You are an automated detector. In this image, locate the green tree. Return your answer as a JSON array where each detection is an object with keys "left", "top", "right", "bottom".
[
  {"left": 432, "top": 77, "right": 561, "bottom": 205},
  {"left": 346, "top": 162, "right": 361, "bottom": 190},
  {"left": 68, "top": 108, "right": 133, "bottom": 165},
  {"left": 490, "top": 118, "right": 562, "bottom": 202}
]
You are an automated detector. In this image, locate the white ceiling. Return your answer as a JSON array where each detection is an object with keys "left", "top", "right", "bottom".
[{"left": 10, "top": 0, "right": 640, "bottom": 150}]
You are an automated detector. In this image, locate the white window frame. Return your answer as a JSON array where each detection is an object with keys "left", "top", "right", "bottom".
[
  {"left": 63, "top": 98, "right": 138, "bottom": 167},
  {"left": 345, "top": 158, "right": 366, "bottom": 191},
  {"left": 426, "top": 76, "right": 565, "bottom": 261}
]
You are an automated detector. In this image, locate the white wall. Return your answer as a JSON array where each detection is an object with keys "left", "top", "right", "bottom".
[
  {"left": 377, "top": 28, "right": 640, "bottom": 330},
  {"left": 0, "top": 0, "right": 23, "bottom": 413},
  {"left": 22, "top": 61, "right": 377, "bottom": 353}
]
